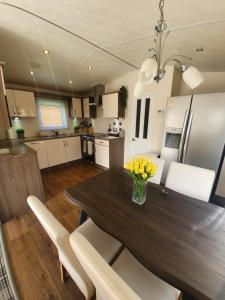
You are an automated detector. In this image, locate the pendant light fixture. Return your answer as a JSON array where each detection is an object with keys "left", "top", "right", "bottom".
[{"left": 135, "top": 0, "right": 203, "bottom": 97}]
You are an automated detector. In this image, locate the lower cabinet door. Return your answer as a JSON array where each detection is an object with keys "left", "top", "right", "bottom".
[
  {"left": 46, "top": 139, "right": 66, "bottom": 167},
  {"left": 25, "top": 141, "right": 49, "bottom": 169},
  {"left": 65, "top": 137, "right": 82, "bottom": 162},
  {"left": 95, "top": 144, "right": 109, "bottom": 168}
]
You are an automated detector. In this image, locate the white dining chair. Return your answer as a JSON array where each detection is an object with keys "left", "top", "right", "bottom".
[
  {"left": 27, "top": 196, "right": 122, "bottom": 300},
  {"left": 165, "top": 162, "right": 215, "bottom": 202},
  {"left": 70, "top": 231, "right": 181, "bottom": 300},
  {"left": 148, "top": 157, "right": 165, "bottom": 185}
]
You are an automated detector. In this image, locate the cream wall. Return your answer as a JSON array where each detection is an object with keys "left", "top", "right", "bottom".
[
  {"left": 179, "top": 72, "right": 225, "bottom": 95},
  {"left": 104, "top": 65, "right": 175, "bottom": 162}
]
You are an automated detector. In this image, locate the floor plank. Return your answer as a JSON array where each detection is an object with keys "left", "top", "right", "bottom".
[{"left": 3, "top": 161, "right": 102, "bottom": 300}]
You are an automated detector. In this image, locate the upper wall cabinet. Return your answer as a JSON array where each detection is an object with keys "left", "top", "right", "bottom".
[
  {"left": 0, "top": 66, "right": 10, "bottom": 129},
  {"left": 70, "top": 97, "right": 82, "bottom": 118},
  {"left": 6, "top": 89, "right": 36, "bottom": 117},
  {"left": 82, "top": 97, "right": 90, "bottom": 118},
  {"left": 82, "top": 97, "right": 96, "bottom": 119},
  {"left": 102, "top": 92, "right": 125, "bottom": 118}
]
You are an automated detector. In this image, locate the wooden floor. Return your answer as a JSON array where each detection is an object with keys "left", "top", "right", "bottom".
[{"left": 3, "top": 161, "right": 102, "bottom": 300}]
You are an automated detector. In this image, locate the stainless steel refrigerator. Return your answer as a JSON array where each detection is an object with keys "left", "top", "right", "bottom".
[{"left": 161, "top": 93, "right": 225, "bottom": 197}]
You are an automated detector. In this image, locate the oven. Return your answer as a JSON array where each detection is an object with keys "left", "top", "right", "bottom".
[{"left": 81, "top": 135, "right": 95, "bottom": 162}]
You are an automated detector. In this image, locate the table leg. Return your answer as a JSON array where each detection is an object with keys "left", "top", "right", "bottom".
[{"left": 80, "top": 210, "right": 88, "bottom": 225}]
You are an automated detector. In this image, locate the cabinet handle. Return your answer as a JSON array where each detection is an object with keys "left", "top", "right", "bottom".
[{"left": 63, "top": 140, "right": 68, "bottom": 147}]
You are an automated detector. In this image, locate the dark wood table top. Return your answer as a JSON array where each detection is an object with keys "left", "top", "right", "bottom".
[{"left": 65, "top": 169, "right": 225, "bottom": 300}]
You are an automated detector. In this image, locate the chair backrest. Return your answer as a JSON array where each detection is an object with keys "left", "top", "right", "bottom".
[
  {"left": 27, "top": 196, "right": 69, "bottom": 247},
  {"left": 165, "top": 162, "right": 215, "bottom": 202},
  {"left": 70, "top": 231, "right": 141, "bottom": 300},
  {"left": 147, "top": 157, "right": 165, "bottom": 185}
]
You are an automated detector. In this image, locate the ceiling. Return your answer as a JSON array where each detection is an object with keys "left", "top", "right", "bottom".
[{"left": 0, "top": 0, "right": 225, "bottom": 93}]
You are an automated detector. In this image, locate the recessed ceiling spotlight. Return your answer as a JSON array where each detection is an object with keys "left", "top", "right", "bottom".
[
  {"left": 88, "top": 66, "right": 92, "bottom": 70},
  {"left": 196, "top": 48, "right": 204, "bottom": 53},
  {"left": 43, "top": 49, "right": 49, "bottom": 54},
  {"left": 30, "top": 71, "right": 34, "bottom": 75},
  {"left": 69, "top": 80, "right": 72, "bottom": 84}
]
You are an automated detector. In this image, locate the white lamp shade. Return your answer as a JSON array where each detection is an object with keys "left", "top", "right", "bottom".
[
  {"left": 182, "top": 66, "right": 203, "bottom": 89},
  {"left": 139, "top": 58, "right": 157, "bottom": 85},
  {"left": 134, "top": 81, "right": 144, "bottom": 98}
]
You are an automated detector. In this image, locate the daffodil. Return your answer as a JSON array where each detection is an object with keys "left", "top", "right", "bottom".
[
  {"left": 125, "top": 156, "right": 157, "bottom": 179},
  {"left": 142, "top": 172, "right": 147, "bottom": 179},
  {"left": 140, "top": 163, "right": 144, "bottom": 169},
  {"left": 134, "top": 168, "right": 139, "bottom": 174},
  {"left": 125, "top": 163, "right": 130, "bottom": 170},
  {"left": 139, "top": 168, "right": 144, "bottom": 174}
]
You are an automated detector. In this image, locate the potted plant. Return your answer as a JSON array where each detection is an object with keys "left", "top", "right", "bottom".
[
  {"left": 125, "top": 156, "right": 157, "bottom": 205},
  {"left": 16, "top": 128, "right": 25, "bottom": 139},
  {"left": 74, "top": 125, "right": 80, "bottom": 133}
]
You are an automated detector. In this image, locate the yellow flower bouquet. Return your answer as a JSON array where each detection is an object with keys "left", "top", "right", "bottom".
[{"left": 125, "top": 156, "right": 157, "bottom": 205}]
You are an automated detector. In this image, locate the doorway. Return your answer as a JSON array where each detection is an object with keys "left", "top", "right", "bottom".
[{"left": 129, "top": 97, "right": 151, "bottom": 158}]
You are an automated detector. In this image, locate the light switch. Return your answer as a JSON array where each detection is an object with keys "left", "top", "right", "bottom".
[{"left": 156, "top": 108, "right": 164, "bottom": 117}]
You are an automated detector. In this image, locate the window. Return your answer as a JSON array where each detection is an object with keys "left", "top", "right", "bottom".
[{"left": 37, "top": 98, "right": 67, "bottom": 130}]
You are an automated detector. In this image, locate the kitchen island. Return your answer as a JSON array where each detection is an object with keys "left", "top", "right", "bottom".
[{"left": 0, "top": 139, "right": 45, "bottom": 222}]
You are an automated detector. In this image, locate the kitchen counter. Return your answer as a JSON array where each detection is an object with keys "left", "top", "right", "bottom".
[
  {"left": 0, "top": 133, "right": 123, "bottom": 157},
  {"left": 0, "top": 139, "right": 34, "bottom": 157},
  {"left": 0, "top": 140, "right": 45, "bottom": 223},
  {"left": 95, "top": 136, "right": 123, "bottom": 142},
  {"left": 23, "top": 132, "right": 107, "bottom": 142},
  {"left": 0, "top": 132, "right": 124, "bottom": 221}
]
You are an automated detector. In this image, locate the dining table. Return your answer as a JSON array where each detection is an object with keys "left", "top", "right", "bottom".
[{"left": 65, "top": 168, "right": 225, "bottom": 300}]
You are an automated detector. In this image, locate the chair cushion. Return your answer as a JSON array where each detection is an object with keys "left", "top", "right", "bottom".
[
  {"left": 58, "top": 219, "right": 122, "bottom": 300},
  {"left": 76, "top": 219, "right": 122, "bottom": 263},
  {"left": 113, "top": 249, "right": 180, "bottom": 300}
]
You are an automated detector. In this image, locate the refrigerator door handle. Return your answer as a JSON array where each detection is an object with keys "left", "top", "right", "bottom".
[
  {"left": 178, "top": 110, "right": 189, "bottom": 163},
  {"left": 182, "top": 110, "right": 194, "bottom": 163}
]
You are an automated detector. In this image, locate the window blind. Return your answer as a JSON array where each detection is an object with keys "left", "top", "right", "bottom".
[{"left": 37, "top": 98, "right": 67, "bottom": 130}]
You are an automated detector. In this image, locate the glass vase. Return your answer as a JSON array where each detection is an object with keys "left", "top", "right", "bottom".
[{"left": 132, "top": 179, "right": 147, "bottom": 205}]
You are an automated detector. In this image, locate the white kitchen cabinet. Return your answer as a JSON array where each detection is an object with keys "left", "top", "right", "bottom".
[
  {"left": 95, "top": 139, "right": 109, "bottom": 168},
  {"left": 102, "top": 93, "right": 119, "bottom": 118},
  {"left": 25, "top": 141, "right": 49, "bottom": 169},
  {"left": 43, "top": 137, "right": 82, "bottom": 167},
  {"left": 65, "top": 136, "right": 82, "bottom": 162},
  {"left": 83, "top": 97, "right": 90, "bottom": 118},
  {"left": 6, "top": 89, "right": 36, "bottom": 117},
  {"left": 46, "top": 139, "right": 66, "bottom": 167},
  {"left": 6, "top": 89, "right": 17, "bottom": 117},
  {"left": 71, "top": 98, "right": 82, "bottom": 118},
  {"left": 26, "top": 136, "right": 82, "bottom": 169}
]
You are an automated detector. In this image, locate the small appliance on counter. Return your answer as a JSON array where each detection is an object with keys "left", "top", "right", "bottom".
[{"left": 108, "top": 126, "right": 120, "bottom": 137}]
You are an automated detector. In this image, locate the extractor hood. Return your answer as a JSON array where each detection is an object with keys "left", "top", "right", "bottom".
[{"left": 89, "top": 84, "right": 105, "bottom": 106}]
